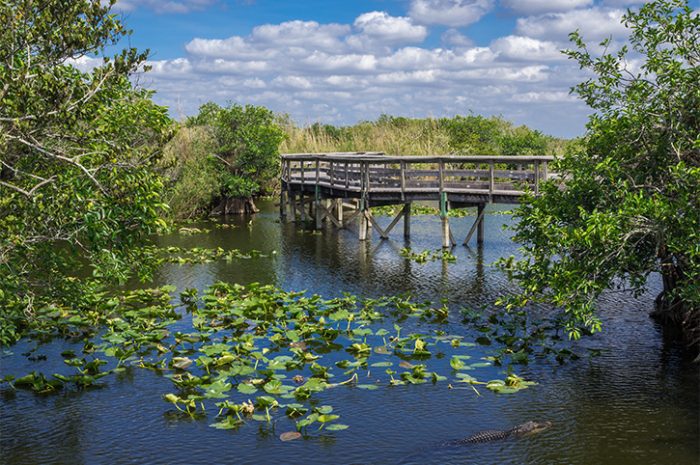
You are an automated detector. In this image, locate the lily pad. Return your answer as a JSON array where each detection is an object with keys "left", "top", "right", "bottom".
[{"left": 280, "top": 431, "right": 302, "bottom": 442}]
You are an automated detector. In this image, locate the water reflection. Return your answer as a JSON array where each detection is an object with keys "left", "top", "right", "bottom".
[{"left": 1, "top": 200, "right": 697, "bottom": 465}]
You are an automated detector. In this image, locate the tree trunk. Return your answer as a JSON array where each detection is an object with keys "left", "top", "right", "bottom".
[
  {"left": 210, "top": 197, "right": 259, "bottom": 216},
  {"left": 652, "top": 255, "right": 699, "bottom": 358}
]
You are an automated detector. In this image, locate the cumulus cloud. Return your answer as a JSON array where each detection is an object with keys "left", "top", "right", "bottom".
[
  {"left": 490, "top": 35, "right": 564, "bottom": 61},
  {"left": 409, "top": 0, "right": 495, "bottom": 27},
  {"left": 131, "top": 7, "right": 610, "bottom": 137},
  {"left": 500, "top": 0, "right": 593, "bottom": 15},
  {"left": 512, "top": 90, "right": 577, "bottom": 102},
  {"left": 515, "top": 7, "right": 629, "bottom": 41},
  {"left": 441, "top": 29, "right": 474, "bottom": 48},
  {"left": 353, "top": 11, "right": 428, "bottom": 43}
]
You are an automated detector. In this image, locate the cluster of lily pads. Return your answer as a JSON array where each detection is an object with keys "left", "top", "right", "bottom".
[
  {"left": 144, "top": 246, "right": 273, "bottom": 265},
  {"left": 1, "top": 277, "right": 538, "bottom": 440},
  {"left": 400, "top": 247, "right": 457, "bottom": 264},
  {"left": 178, "top": 227, "right": 211, "bottom": 235}
]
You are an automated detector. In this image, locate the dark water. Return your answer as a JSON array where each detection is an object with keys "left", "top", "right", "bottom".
[{"left": 1, "top": 200, "right": 698, "bottom": 465}]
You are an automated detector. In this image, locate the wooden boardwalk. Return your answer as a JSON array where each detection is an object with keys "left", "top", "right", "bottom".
[{"left": 280, "top": 152, "right": 555, "bottom": 247}]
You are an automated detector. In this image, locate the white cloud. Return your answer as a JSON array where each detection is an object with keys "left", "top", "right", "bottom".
[
  {"left": 251, "top": 20, "right": 350, "bottom": 50},
  {"left": 353, "top": 12, "right": 428, "bottom": 43},
  {"left": 409, "top": 0, "right": 495, "bottom": 27},
  {"left": 113, "top": 0, "right": 218, "bottom": 14},
  {"left": 501, "top": 0, "right": 593, "bottom": 15},
  {"left": 516, "top": 7, "right": 628, "bottom": 41},
  {"left": 272, "top": 76, "right": 313, "bottom": 89},
  {"left": 491, "top": 36, "right": 564, "bottom": 61},
  {"left": 135, "top": 10, "right": 602, "bottom": 137},
  {"left": 512, "top": 90, "right": 577, "bottom": 102},
  {"left": 300, "top": 52, "right": 378, "bottom": 73},
  {"left": 441, "top": 29, "right": 474, "bottom": 48}
]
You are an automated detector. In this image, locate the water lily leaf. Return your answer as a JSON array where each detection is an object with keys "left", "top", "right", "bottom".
[
  {"left": 450, "top": 357, "right": 465, "bottom": 370},
  {"left": 469, "top": 362, "right": 492, "bottom": 368},
  {"left": 251, "top": 414, "right": 270, "bottom": 422},
  {"left": 317, "top": 414, "right": 340, "bottom": 423},
  {"left": 455, "top": 373, "right": 478, "bottom": 383},
  {"left": 280, "top": 431, "right": 302, "bottom": 442},
  {"left": 315, "top": 405, "right": 333, "bottom": 414},
  {"left": 370, "top": 361, "right": 393, "bottom": 367},
  {"left": 263, "top": 380, "right": 292, "bottom": 395},
  {"left": 352, "top": 328, "right": 373, "bottom": 337},
  {"left": 255, "top": 396, "right": 278, "bottom": 408},
  {"left": 215, "top": 355, "right": 235, "bottom": 366},
  {"left": 325, "top": 424, "right": 349, "bottom": 431},
  {"left": 356, "top": 384, "right": 379, "bottom": 390},
  {"left": 237, "top": 383, "right": 257, "bottom": 394},
  {"left": 172, "top": 357, "right": 193, "bottom": 370},
  {"left": 398, "top": 361, "right": 415, "bottom": 369},
  {"left": 285, "top": 404, "right": 308, "bottom": 417},
  {"left": 210, "top": 417, "right": 243, "bottom": 430},
  {"left": 204, "top": 380, "right": 232, "bottom": 399},
  {"left": 373, "top": 346, "right": 391, "bottom": 355}
]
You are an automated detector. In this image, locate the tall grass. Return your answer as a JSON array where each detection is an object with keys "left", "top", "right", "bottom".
[
  {"left": 160, "top": 126, "right": 220, "bottom": 220},
  {"left": 279, "top": 114, "right": 570, "bottom": 156}
]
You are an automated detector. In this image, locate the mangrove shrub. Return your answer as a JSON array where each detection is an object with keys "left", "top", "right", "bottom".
[
  {"left": 0, "top": 0, "right": 172, "bottom": 345},
  {"left": 503, "top": 0, "right": 700, "bottom": 349}
]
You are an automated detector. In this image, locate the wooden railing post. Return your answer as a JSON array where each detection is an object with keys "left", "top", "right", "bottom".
[
  {"left": 534, "top": 160, "right": 540, "bottom": 196},
  {"left": 488, "top": 161, "right": 495, "bottom": 202},
  {"left": 344, "top": 161, "right": 350, "bottom": 190},
  {"left": 400, "top": 160, "right": 406, "bottom": 202}
]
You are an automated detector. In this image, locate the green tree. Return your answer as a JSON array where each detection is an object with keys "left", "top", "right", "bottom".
[
  {"left": 187, "top": 102, "right": 286, "bottom": 198},
  {"left": 503, "top": 0, "right": 699, "bottom": 349},
  {"left": 0, "top": 0, "right": 172, "bottom": 344}
]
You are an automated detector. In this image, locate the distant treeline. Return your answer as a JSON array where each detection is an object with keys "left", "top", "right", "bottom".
[{"left": 163, "top": 105, "right": 572, "bottom": 219}]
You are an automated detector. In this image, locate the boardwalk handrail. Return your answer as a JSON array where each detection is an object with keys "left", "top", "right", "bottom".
[
  {"left": 281, "top": 154, "right": 554, "bottom": 163},
  {"left": 281, "top": 153, "right": 555, "bottom": 200}
]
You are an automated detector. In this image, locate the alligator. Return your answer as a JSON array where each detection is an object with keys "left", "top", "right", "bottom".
[{"left": 445, "top": 421, "right": 552, "bottom": 445}]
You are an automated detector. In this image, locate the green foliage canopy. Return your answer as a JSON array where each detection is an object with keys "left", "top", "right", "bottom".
[
  {"left": 503, "top": 0, "right": 699, "bottom": 346},
  {"left": 0, "top": 0, "right": 173, "bottom": 344},
  {"left": 186, "top": 102, "right": 286, "bottom": 198}
]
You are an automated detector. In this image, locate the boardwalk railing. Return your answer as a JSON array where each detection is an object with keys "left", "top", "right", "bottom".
[
  {"left": 280, "top": 153, "right": 555, "bottom": 247},
  {"left": 281, "top": 153, "right": 553, "bottom": 201}
]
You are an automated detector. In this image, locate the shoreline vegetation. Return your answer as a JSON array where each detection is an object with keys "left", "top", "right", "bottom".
[
  {"left": 163, "top": 109, "right": 572, "bottom": 221},
  {"left": 0, "top": 0, "right": 697, "bottom": 422}
]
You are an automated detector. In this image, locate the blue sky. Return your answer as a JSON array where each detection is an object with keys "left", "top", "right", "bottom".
[{"left": 86, "top": 1, "right": 698, "bottom": 138}]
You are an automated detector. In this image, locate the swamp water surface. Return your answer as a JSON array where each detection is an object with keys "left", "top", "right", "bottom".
[{"left": 1, "top": 200, "right": 698, "bottom": 465}]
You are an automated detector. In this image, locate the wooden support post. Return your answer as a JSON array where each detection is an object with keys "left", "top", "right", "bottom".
[
  {"left": 359, "top": 208, "right": 369, "bottom": 241},
  {"left": 279, "top": 189, "right": 287, "bottom": 220},
  {"left": 300, "top": 193, "right": 306, "bottom": 222},
  {"left": 477, "top": 203, "right": 485, "bottom": 245},
  {"left": 440, "top": 192, "right": 450, "bottom": 249},
  {"left": 336, "top": 198, "right": 343, "bottom": 226},
  {"left": 289, "top": 192, "right": 297, "bottom": 222},
  {"left": 315, "top": 201, "right": 322, "bottom": 229},
  {"left": 403, "top": 202, "right": 411, "bottom": 238},
  {"left": 314, "top": 185, "right": 323, "bottom": 229},
  {"left": 464, "top": 203, "right": 486, "bottom": 246}
]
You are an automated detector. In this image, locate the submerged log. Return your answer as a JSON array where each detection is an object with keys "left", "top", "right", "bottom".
[{"left": 210, "top": 197, "right": 260, "bottom": 215}]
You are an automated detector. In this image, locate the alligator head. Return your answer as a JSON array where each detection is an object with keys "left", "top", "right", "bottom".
[{"left": 512, "top": 421, "right": 552, "bottom": 436}]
